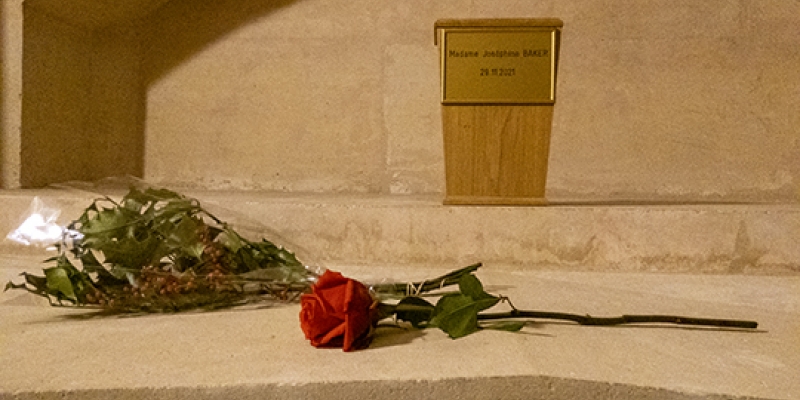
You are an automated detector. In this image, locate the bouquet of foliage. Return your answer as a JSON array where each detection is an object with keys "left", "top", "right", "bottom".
[
  {"left": 4, "top": 185, "right": 480, "bottom": 313},
  {"left": 6, "top": 186, "right": 314, "bottom": 312}
]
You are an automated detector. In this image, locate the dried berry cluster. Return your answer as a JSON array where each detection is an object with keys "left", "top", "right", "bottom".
[
  {"left": 127, "top": 267, "right": 199, "bottom": 297},
  {"left": 89, "top": 267, "right": 238, "bottom": 312}
]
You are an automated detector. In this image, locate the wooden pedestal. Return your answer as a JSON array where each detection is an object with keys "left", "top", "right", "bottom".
[
  {"left": 442, "top": 104, "right": 552, "bottom": 205},
  {"left": 436, "top": 18, "right": 561, "bottom": 206}
]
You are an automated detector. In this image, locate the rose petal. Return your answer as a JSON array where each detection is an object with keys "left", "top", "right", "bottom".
[
  {"left": 315, "top": 322, "right": 346, "bottom": 348},
  {"left": 300, "top": 270, "right": 377, "bottom": 351},
  {"left": 300, "top": 294, "right": 344, "bottom": 341},
  {"left": 342, "top": 280, "right": 373, "bottom": 351},
  {"left": 312, "top": 270, "right": 348, "bottom": 291}
]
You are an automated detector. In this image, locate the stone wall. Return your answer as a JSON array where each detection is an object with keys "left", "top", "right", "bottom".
[
  {"left": 142, "top": 0, "right": 800, "bottom": 201},
  {"left": 3, "top": 1, "right": 799, "bottom": 201}
]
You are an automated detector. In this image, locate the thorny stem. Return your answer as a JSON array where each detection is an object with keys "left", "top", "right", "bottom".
[{"left": 477, "top": 309, "right": 758, "bottom": 329}]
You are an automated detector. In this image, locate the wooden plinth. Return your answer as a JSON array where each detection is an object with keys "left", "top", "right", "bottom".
[{"left": 442, "top": 104, "right": 552, "bottom": 206}]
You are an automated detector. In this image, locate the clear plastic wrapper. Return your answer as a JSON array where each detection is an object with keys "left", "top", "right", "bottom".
[
  {"left": 6, "top": 196, "right": 68, "bottom": 248},
  {"left": 5, "top": 177, "right": 325, "bottom": 312},
  {"left": 5, "top": 177, "right": 482, "bottom": 314}
]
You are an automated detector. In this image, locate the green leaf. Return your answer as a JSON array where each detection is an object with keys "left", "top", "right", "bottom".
[
  {"left": 81, "top": 208, "right": 130, "bottom": 235},
  {"left": 429, "top": 294, "right": 482, "bottom": 338},
  {"left": 186, "top": 243, "right": 206, "bottom": 260},
  {"left": 481, "top": 321, "right": 526, "bottom": 332},
  {"left": 161, "top": 216, "right": 203, "bottom": 258},
  {"left": 428, "top": 274, "right": 501, "bottom": 339},
  {"left": 459, "top": 273, "right": 485, "bottom": 298},
  {"left": 100, "top": 231, "right": 161, "bottom": 271},
  {"left": 395, "top": 296, "right": 435, "bottom": 328},
  {"left": 459, "top": 273, "right": 498, "bottom": 309},
  {"left": 217, "top": 229, "right": 244, "bottom": 252},
  {"left": 44, "top": 266, "right": 76, "bottom": 301},
  {"left": 143, "top": 187, "right": 184, "bottom": 202},
  {"left": 81, "top": 251, "right": 123, "bottom": 285},
  {"left": 5, "top": 280, "right": 23, "bottom": 292},
  {"left": 122, "top": 195, "right": 145, "bottom": 214},
  {"left": 274, "top": 246, "right": 302, "bottom": 266}
]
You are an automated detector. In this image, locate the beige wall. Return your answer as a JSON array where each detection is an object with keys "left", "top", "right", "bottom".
[
  {"left": 1, "top": 0, "right": 24, "bottom": 188},
  {"left": 1, "top": 2, "right": 146, "bottom": 188},
  {"left": 549, "top": 1, "right": 800, "bottom": 201},
  {"left": 142, "top": 0, "right": 800, "bottom": 201},
  {"left": 2, "top": 0, "right": 799, "bottom": 201},
  {"left": 20, "top": 8, "right": 95, "bottom": 187}
]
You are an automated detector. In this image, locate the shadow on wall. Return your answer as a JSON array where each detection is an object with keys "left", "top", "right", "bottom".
[
  {"left": 13, "top": 0, "right": 303, "bottom": 188},
  {"left": 142, "top": 0, "right": 300, "bottom": 87}
]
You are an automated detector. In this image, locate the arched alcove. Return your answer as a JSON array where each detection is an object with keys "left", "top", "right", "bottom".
[{"left": 16, "top": 0, "right": 310, "bottom": 188}]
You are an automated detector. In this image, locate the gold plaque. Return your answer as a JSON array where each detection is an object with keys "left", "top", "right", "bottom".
[{"left": 438, "top": 28, "right": 559, "bottom": 104}]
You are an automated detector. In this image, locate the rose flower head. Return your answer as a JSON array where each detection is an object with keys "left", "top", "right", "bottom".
[{"left": 299, "top": 270, "right": 376, "bottom": 351}]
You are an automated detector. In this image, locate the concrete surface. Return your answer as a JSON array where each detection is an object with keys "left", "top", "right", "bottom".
[{"left": 1, "top": 261, "right": 798, "bottom": 400}]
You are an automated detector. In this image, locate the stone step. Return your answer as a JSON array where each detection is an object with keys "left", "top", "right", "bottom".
[
  {"left": 1, "top": 189, "right": 798, "bottom": 274},
  {"left": 2, "top": 190, "right": 798, "bottom": 399}
]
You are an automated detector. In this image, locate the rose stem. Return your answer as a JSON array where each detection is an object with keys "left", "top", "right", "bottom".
[
  {"left": 372, "top": 262, "right": 483, "bottom": 295},
  {"left": 477, "top": 309, "right": 758, "bottom": 329}
]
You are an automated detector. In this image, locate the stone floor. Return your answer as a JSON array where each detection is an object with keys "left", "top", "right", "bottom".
[{"left": 1, "top": 260, "right": 798, "bottom": 400}]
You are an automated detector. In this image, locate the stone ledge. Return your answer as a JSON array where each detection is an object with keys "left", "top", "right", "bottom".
[
  {"left": 2, "top": 190, "right": 798, "bottom": 273},
  {"left": 1, "top": 264, "right": 798, "bottom": 400}
]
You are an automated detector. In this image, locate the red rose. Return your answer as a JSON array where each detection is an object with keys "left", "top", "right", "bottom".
[{"left": 300, "top": 270, "right": 375, "bottom": 351}]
